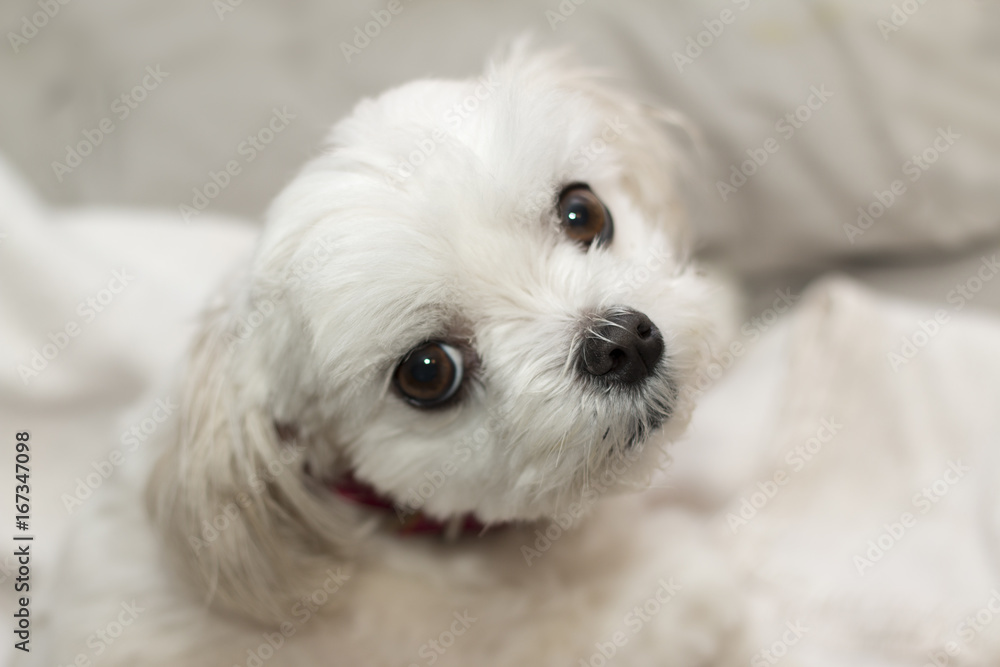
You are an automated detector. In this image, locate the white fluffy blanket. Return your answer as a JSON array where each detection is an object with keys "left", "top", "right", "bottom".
[{"left": 674, "top": 277, "right": 1000, "bottom": 665}]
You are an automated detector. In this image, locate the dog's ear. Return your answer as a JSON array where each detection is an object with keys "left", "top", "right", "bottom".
[
  {"left": 146, "top": 292, "right": 357, "bottom": 623},
  {"left": 594, "top": 90, "right": 700, "bottom": 261},
  {"left": 494, "top": 43, "right": 698, "bottom": 259},
  {"left": 629, "top": 102, "right": 704, "bottom": 252}
]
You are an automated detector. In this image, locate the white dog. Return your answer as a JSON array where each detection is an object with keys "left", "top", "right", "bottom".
[{"left": 30, "top": 47, "right": 750, "bottom": 666}]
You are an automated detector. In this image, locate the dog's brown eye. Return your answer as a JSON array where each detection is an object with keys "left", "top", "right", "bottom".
[
  {"left": 395, "top": 342, "right": 464, "bottom": 407},
  {"left": 557, "top": 184, "right": 613, "bottom": 247}
]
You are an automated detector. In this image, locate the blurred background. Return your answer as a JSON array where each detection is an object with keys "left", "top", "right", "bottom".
[{"left": 1, "top": 0, "right": 999, "bottom": 308}]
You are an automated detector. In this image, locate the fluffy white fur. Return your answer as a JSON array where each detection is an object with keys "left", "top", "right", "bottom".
[{"left": 27, "top": 48, "right": 750, "bottom": 666}]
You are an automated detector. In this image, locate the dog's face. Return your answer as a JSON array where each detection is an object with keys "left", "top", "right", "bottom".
[
  {"left": 151, "top": 49, "right": 715, "bottom": 619},
  {"left": 255, "top": 52, "right": 712, "bottom": 523}
]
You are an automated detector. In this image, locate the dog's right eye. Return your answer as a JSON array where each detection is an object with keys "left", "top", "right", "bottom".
[{"left": 394, "top": 342, "right": 464, "bottom": 407}]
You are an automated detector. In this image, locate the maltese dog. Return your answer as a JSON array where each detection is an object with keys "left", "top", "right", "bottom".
[{"left": 33, "top": 47, "right": 748, "bottom": 666}]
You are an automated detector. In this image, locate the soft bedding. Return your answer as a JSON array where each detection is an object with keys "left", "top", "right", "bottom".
[{"left": 2, "top": 156, "right": 1000, "bottom": 665}]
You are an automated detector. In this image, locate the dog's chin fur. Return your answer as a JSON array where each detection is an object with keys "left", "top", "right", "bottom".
[{"left": 33, "top": 45, "right": 748, "bottom": 667}]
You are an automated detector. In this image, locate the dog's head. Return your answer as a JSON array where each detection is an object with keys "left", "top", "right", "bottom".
[{"left": 149, "top": 47, "right": 716, "bottom": 621}]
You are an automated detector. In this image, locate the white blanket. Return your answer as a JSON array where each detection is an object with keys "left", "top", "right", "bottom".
[
  {"left": 674, "top": 276, "right": 1000, "bottom": 665},
  {"left": 2, "top": 159, "right": 1000, "bottom": 665}
]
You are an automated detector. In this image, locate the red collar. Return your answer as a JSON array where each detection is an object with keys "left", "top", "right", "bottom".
[{"left": 330, "top": 474, "right": 507, "bottom": 538}]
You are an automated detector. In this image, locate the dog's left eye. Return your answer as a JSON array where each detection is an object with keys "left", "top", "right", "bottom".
[
  {"left": 557, "top": 183, "right": 613, "bottom": 247},
  {"left": 394, "top": 342, "right": 464, "bottom": 407}
]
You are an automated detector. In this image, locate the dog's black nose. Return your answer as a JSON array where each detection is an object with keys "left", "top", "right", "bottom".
[{"left": 579, "top": 309, "right": 664, "bottom": 385}]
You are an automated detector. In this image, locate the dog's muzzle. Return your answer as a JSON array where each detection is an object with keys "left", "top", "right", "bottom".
[{"left": 579, "top": 308, "right": 664, "bottom": 386}]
